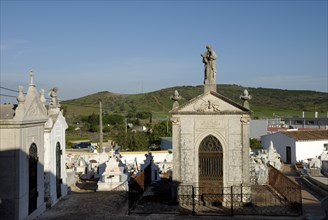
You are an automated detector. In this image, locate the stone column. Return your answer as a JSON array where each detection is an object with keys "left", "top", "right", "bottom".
[
  {"left": 241, "top": 115, "right": 250, "bottom": 184},
  {"left": 171, "top": 117, "right": 181, "bottom": 182},
  {"left": 204, "top": 84, "right": 217, "bottom": 93}
]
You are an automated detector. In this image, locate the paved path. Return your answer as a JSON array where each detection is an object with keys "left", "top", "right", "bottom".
[
  {"left": 38, "top": 189, "right": 303, "bottom": 220},
  {"left": 282, "top": 164, "right": 326, "bottom": 220}
]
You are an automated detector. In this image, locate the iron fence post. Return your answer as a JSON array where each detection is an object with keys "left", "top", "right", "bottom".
[
  {"left": 240, "top": 184, "right": 243, "bottom": 203},
  {"left": 231, "top": 186, "right": 234, "bottom": 216},
  {"left": 299, "top": 186, "right": 303, "bottom": 215},
  {"left": 192, "top": 186, "right": 195, "bottom": 215}
]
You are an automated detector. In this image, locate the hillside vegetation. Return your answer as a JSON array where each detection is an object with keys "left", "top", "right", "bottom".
[{"left": 61, "top": 84, "right": 328, "bottom": 120}]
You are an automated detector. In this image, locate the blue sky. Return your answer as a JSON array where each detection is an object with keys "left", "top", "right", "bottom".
[{"left": 1, "top": 0, "right": 327, "bottom": 102}]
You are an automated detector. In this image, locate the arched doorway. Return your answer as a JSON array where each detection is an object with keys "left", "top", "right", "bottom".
[
  {"left": 29, "top": 143, "right": 38, "bottom": 214},
  {"left": 56, "top": 142, "right": 62, "bottom": 199},
  {"left": 199, "top": 135, "right": 223, "bottom": 191}
]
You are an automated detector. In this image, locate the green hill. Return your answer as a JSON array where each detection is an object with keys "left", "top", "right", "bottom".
[{"left": 61, "top": 84, "right": 328, "bottom": 120}]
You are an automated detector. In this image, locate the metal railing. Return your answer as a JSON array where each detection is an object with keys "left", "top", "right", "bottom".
[
  {"left": 178, "top": 184, "right": 302, "bottom": 216},
  {"left": 268, "top": 164, "right": 302, "bottom": 214},
  {"left": 128, "top": 163, "right": 152, "bottom": 212}
]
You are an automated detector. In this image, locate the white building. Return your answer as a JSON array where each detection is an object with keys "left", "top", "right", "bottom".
[
  {"left": 249, "top": 119, "right": 268, "bottom": 139},
  {"left": 261, "top": 130, "right": 328, "bottom": 164},
  {"left": 0, "top": 73, "right": 48, "bottom": 219},
  {"left": 171, "top": 90, "right": 252, "bottom": 189},
  {"left": 0, "top": 72, "right": 68, "bottom": 219},
  {"left": 44, "top": 89, "right": 68, "bottom": 207}
]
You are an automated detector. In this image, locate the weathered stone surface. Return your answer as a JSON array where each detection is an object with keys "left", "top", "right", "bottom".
[{"left": 171, "top": 90, "right": 251, "bottom": 188}]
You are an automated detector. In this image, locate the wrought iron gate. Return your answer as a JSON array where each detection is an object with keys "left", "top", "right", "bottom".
[
  {"left": 29, "top": 143, "right": 38, "bottom": 214},
  {"left": 199, "top": 135, "right": 223, "bottom": 190},
  {"left": 178, "top": 184, "right": 302, "bottom": 216}
]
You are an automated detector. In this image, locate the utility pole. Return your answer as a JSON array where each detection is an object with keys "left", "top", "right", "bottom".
[
  {"left": 99, "top": 100, "right": 103, "bottom": 151},
  {"left": 166, "top": 116, "right": 169, "bottom": 136}
]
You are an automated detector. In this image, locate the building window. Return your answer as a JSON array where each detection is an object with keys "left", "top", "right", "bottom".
[{"left": 324, "top": 143, "right": 328, "bottom": 151}]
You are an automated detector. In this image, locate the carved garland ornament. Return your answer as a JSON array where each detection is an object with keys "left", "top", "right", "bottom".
[{"left": 195, "top": 99, "right": 220, "bottom": 113}]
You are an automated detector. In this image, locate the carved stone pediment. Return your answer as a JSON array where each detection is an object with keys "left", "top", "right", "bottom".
[
  {"left": 23, "top": 96, "right": 48, "bottom": 121},
  {"left": 170, "top": 91, "right": 251, "bottom": 115}
]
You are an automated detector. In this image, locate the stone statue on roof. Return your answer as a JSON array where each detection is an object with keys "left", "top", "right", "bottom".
[
  {"left": 201, "top": 45, "right": 217, "bottom": 92},
  {"left": 201, "top": 45, "right": 217, "bottom": 85},
  {"left": 48, "top": 87, "right": 61, "bottom": 108}
]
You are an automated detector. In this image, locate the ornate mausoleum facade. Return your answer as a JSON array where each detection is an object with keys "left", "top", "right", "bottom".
[{"left": 171, "top": 46, "right": 252, "bottom": 189}]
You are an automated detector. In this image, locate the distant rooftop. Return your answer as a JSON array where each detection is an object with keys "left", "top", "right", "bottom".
[
  {"left": 282, "top": 130, "right": 328, "bottom": 141},
  {"left": 0, "top": 104, "right": 17, "bottom": 119}
]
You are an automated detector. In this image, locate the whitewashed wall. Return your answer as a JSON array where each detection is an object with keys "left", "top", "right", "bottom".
[
  {"left": 262, "top": 132, "right": 328, "bottom": 164},
  {"left": 296, "top": 140, "right": 327, "bottom": 162},
  {"left": 117, "top": 151, "right": 171, "bottom": 165},
  {"left": 261, "top": 133, "right": 296, "bottom": 163}
]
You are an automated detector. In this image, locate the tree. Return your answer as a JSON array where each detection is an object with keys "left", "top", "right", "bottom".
[
  {"left": 250, "top": 138, "right": 262, "bottom": 149},
  {"left": 127, "top": 133, "right": 149, "bottom": 151},
  {"left": 136, "top": 111, "right": 151, "bottom": 119},
  {"left": 103, "top": 114, "right": 124, "bottom": 125},
  {"left": 149, "top": 120, "right": 171, "bottom": 144}
]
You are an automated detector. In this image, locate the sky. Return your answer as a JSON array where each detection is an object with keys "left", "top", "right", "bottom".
[{"left": 1, "top": 0, "right": 327, "bottom": 103}]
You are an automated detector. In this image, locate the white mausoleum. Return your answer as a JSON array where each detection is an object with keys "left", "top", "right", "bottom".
[
  {"left": 0, "top": 72, "right": 68, "bottom": 219},
  {"left": 171, "top": 90, "right": 252, "bottom": 189},
  {"left": 44, "top": 90, "right": 68, "bottom": 207}
]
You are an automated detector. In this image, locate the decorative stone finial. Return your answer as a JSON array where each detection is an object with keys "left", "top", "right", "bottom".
[
  {"left": 269, "top": 141, "right": 274, "bottom": 150},
  {"left": 29, "top": 70, "right": 35, "bottom": 86},
  {"left": 16, "top": 85, "right": 25, "bottom": 104},
  {"left": 240, "top": 89, "right": 252, "bottom": 109},
  {"left": 40, "top": 89, "right": 46, "bottom": 104},
  {"left": 171, "top": 90, "right": 181, "bottom": 109}
]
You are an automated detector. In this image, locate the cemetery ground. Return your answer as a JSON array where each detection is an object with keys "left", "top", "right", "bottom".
[{"left": 37, "top": 177, "right": 321, "bottom": 220}]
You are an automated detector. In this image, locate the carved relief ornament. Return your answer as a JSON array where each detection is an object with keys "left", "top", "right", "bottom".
[
  {"left": 240, "top": 117, "right": 250, "bottom": 124},
  {"left": 170, "top": 118, "right": 180, "bottom": 125},
  {"left": 194, "top": 99, "right": 220, "bottom": 113}
]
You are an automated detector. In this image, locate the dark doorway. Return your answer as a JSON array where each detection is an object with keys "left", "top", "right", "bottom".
[
  {"left": 29, "top": 143, "right": 38, "bottom": 214},
  {"left": 199, "top": 135, "right": 223, "bottom": 191},
  {"left": 286, "top": 146, "right": 291, "bottom": 164},
  {"left": 56, "top": 142, "right": 62, "bottom": 199}
]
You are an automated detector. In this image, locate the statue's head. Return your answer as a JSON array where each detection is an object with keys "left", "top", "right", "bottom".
[{"left": 206, "top": 45, "right": 212, "bottom": 50}]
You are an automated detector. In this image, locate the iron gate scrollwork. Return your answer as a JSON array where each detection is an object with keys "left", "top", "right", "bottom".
[
  {"left": 177, "top": 184, "right": 302, "bottom": 216},
  {"left": 199, "top": 135, "right": 223, "bottom": 190}
]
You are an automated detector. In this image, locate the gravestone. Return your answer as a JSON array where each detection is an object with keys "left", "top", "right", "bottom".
[{"left": 97, "top": 154, "right": 128, "bottom": 191}]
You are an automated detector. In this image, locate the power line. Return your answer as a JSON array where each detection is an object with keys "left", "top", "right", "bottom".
[
  {"left": 0, "top": 94, "right": 17, "bottom": 98},
  {"left": 0, "top": 86, "right": 20, "bottom": 93},
  {"left": 0, "top": 86, "right": 52, "bottom": 100}
]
